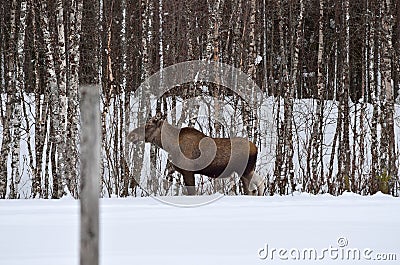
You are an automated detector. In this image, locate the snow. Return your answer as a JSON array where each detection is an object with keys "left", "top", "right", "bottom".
[
  {"left": 255, "top": 55, "right": 262, "bottom": 65},
  {"left": 1, "top": 194, "right": 399, "bottom": 265}
]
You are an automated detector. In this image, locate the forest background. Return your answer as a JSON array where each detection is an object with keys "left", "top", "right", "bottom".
[{"left": 0, "top": 0, "right": 399, "bottom": 199}]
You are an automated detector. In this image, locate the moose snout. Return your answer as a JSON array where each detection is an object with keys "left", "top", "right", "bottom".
[
  {"left": 127, "top": 131, "right": 139, "bottom": 143},
  {"left": 128, "top": 125, "right": 147, "bottom": 143}
]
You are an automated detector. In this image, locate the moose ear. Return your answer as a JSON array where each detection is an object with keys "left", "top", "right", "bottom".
[{"left": 155, "top": 112, "right": 163, "bottom": 121}]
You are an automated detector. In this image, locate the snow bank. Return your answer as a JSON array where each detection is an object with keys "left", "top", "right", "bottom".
[{"left": 0, "top": 194, "right": 399, "bottom": 265}]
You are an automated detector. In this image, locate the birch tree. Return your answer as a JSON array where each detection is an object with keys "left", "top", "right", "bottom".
[
  {"left": 369, "top": 0, "right": 380, "bottom": 193},
  {"left": 337, "top": 0, "right": 351, "bottom": 193},
  {"left": 36, "top": 0, "right": 63, "bottom": 198},
  {"left": 67, "top": 0, "right": 83, "bottom": 197},
  {"left": 10, "top": 0, "right": 28, "bottom": 198},
  {"left": 244, "top": 0, "right": 257, "bottom": 143},
  {"left": 31, "top": 0, "right": 46, "bottom": 198},
  {"left": 0, "top": 0, "right": 6, "bottom": 198},
  {"left": 55, "top": 0, "right": 68, "bottom": 197},
  {"left": 288, "top": 0, "right": 304, "bottom": 193},
  {"left": 310, "top": 0, "right": 324, "bottom": 193},
  {"left": 379, "top": 0, "right": 396, "bottom": 193},
  {"left": 124, "top": 0, "right": 142, "bottom": 195},
  {"left": 1, "top": 0, "right": 17, "bottom": 198},
  {"left": 273, "top": 0, "right": 290, "bottom": 195}
]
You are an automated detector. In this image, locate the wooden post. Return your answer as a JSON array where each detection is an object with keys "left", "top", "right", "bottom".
[{"left": 80, "top": 85, "right": 100, "bottom": 265}]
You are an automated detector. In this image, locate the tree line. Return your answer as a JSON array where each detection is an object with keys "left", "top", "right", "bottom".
[{"left": 0, "top": 0, "right": 399, "bottom": 198}]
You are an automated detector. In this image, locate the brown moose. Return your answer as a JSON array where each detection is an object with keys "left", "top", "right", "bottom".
[{"left": 128, "top": 112, "right": 265, "bottom": 195}]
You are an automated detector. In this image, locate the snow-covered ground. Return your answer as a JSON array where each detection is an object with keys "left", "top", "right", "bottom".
[{"left": 1, "top": 193, "right": 399, "bottom": 265}]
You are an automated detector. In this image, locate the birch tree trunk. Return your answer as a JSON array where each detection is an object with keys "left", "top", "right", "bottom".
[
  {"left": 0, "top": 0, "right": 3, "bottom": 93},
  {"left": 244, "top": 0, "right": 256, "bottom": 143},
  {"left": 205, "top": 0, "right": 224, "bottom": 139},
  {"left": 55, "top": 0, "right": 68, "bottom": 197},
  {"left": 311, "top": 0, "right": 324, "bottom": 193},
  {"left": 125, "top": 0, "right": 141, "bottom": 195},
  {"left": 369, "top": 0, "right": 380, "bottom": 193},
  {"left": 31, "top": 0, "right": 47, "bottom": 198},
  {"left": 0, "top": 0, "right": 4, "bottom": 197},
  {"left": 358, "top": 1, "right": 369, "bottom": 191},
  {"left": 182, "top": 1, "right": 200, "bottom": 129},
  {"left": 125, "top": 0, "right": 150, "bottom": 195},
  {"left": 327, "top": 1, "right": 343, "bottom": 194},
  {"left": 0, "top": 0, "right": 17, "bottom": 198},
  {"left": 232, "top": 0, "right": 242, "bottom": 70},
  {"left": 67, "top": 0, "right": 83, "bottom": 198},
  {"left": 38, "top": 0, "right": 63, "bottom": 198},
  {"left": 205, "top": 0, "right": 216, "bottom": 62},
  {"left": 10, "top": 0, "right": 28, "bottom": 198},
  {"left": 273, "top": 0, "right": 290, "bottom": 195},
  {"left": 288, "top": 0, "right": 304, "bottom": 193},
  {"left": 380, "top": 0, "right": 396, "bottom": 193},
  {"left": 338, "top": 0, "right": 351, "bottom": 193},
  {"left": 247, "top": 0, "right": 257, "bottom": 80}
]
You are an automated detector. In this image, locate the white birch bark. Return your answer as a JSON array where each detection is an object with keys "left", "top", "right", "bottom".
[
  {"left": 31, "top": 0, "right": 47, "bottom": 198},
  {"left": 288, "top": 0, "right": 304, "bottom": 193},
  {"left": 247, "top": 0, "right": 257, "bottom": 80},
  {"left": 55, "top": 0, "right": 68, "bottom": 196},
  {"left": 273, "top": 0, "right": 290, "bottom": 194},
  {"left": 67, "top": 0, "right": 83, "bottom": 198},
  {"left": 0, "top": 0, "right": 17, "bottom": 198},
  {"left": 381, "top": 0, "right": 395, "bottom": 176},
  {"left": 311, "top": 0, "right": 324, "bottom": 193},
  {"left": 128, "top": 0, "right": 150, "bottom": 194},
  {"left": 262, "top": 0, "right": 268, "bottom": 92},
  {"left": 9, "top": 0, "right": 28, "bottom": 198},
  {"left": 243, "top": 0, "right": 256, "bottom": 143},
  {"left": 338, "top": 0, "right": 351, "bottom": 193},
  {"left": 38, "top": 0, "right": 62, "bottom": 198},
  {"left": 369, "top": 0, "right": 379, "bottom": 192}
]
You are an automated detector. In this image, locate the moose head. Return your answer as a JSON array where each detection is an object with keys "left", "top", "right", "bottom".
[{"left": 127, "top": 112, "right": 166, "bottom": 145}]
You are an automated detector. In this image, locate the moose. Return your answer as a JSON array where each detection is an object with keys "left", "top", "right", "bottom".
[{"left": 128, "top": 112, "right": 265, "bottom": 196}]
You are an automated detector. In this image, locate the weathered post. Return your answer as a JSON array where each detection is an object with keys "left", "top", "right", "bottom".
[{"left": 80, "top": 85, "right": 101, "bottom": 265}]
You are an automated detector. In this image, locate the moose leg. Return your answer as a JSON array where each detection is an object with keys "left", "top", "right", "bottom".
[
  {"left": 182, "top": 172, "right": 196, "bottom": 195},
  {"left": 248, "top": 172, "right": 266, "bottom": 196},
  {"left": 240, "top": 173, "right": 252, "bottom": 195}
]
